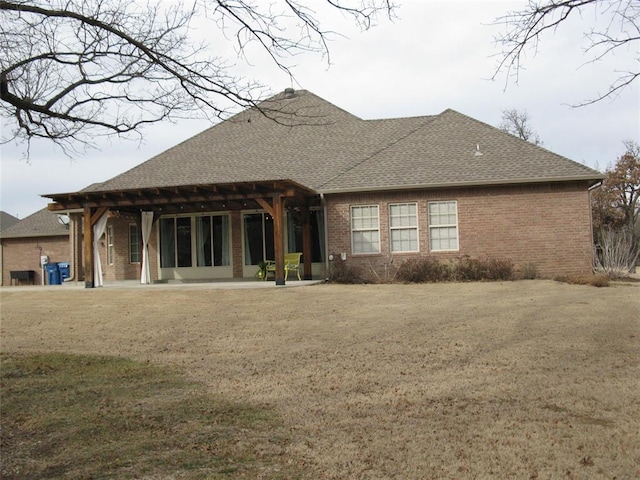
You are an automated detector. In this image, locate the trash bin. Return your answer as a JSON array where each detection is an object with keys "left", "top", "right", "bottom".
[
  {"left": 58, "top": 262, "right": 70, "bottom": 281},
  {"left": 45, "top": 262, "right": 61, "bottom": 285}
]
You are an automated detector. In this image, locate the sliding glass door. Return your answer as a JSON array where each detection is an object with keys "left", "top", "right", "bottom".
[
  {"left": 159, "top": 214, "right": 230, "bottom": 272},
  {"left": 243, "top": 212, "right": 274, "bottom": 265}
]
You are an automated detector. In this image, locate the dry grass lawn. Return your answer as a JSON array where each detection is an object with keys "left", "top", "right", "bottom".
[{"left": 1, "top": 280, "right": 639, "bottom": 479}]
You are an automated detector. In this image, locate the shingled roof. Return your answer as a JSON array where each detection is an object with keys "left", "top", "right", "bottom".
[
  {"left": 52, "top": 89, "right": 602, "bottom": 199},
  {"left": 0, "top": 208, "right": 68, "bottom": 239},
  {"left": 0, "top": 211, "right": 20, "bottom": 232}
]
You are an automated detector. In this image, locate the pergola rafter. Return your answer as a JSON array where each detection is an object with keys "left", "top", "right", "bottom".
[{"left": 44, "top": 179, "right": 318, "bottom": 287}]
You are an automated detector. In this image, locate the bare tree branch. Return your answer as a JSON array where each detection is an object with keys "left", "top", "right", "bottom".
[
  {"left": 0, "top": 0, "right": 395, "bottom": 154},
  {"left": 498, "top": 108, "right": 543, "bottom": 145},
  {"left": 492, "top": 0, "right": 639, "bottom": 106}
]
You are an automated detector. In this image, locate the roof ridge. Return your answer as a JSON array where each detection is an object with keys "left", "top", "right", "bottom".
[
  {"left": 317, "top": 116, "right": 437, "bottom": 190},
  {"left": 363, "top": 114, "right": 436, "bottom": 122}
]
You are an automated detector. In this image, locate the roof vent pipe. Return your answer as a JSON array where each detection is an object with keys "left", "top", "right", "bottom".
[{"left": 284, "top": 87, "right": 295, "bottom": 98}]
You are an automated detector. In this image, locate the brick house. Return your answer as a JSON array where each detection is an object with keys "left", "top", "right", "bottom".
[
  {"left": 0, "top": 208, "right": 72, "bottom": 286},
  {"left": 43, "top": 89, "right": 603, "bottom": 286}
]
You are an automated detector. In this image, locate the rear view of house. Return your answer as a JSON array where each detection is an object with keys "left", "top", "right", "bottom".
[{"left": 43, "top": 90, "right": 602, "bottom": 286}]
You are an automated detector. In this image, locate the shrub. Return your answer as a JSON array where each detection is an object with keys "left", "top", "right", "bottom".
[
  {"left": 554, "top": 274, "right": 610, "bottom": 287},
  {"left": 593, "top": 227, "right": 640, "bottom": 279},
  {"left": 485, "top": 257, "right": 515, "bottom": 281},
  {"left": 452, "top": 256, "right": 514, "bottom": 282},
  {"left": 328, "top": 256, "right": 364, "bottom": 284},
  {"left": 396, "top": 256, "right": 514, "bottom": 283},
  {"left": 519, "top": 262, "right": 539, "bottom": 280},
  {"left": 396, "top": 257, "right": 451, "bottom": 283},
  {"left": 453, "top": 256, "right": 486, "bottom": 281}
]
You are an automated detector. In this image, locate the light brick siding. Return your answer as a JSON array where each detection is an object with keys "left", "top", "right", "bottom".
[
  {"left": 1, "top": 235, "right": 69, "bottom": 285},
  {"left": 325, "top": 182, "right": 594, "bottom": 279}
]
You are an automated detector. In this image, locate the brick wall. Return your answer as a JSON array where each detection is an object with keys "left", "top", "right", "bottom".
[
  {"left": 1, "top": 235, "right": 69, "bottom": 286},
  {"left": 101, "top": 216, "right": 142, "bottom": 281},
  {"left": 325, "top": 182, "right": 594, "bottom": 279},
  {"left": 98, "top": 214, "right": 167, "bottom": 282}
]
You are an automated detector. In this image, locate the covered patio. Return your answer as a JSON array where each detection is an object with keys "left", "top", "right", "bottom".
[{"left": 45, "top": 179, "right": 322, "bottom": 288}]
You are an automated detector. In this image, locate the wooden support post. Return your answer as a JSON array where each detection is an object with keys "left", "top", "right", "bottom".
[
  {"left": 273, "top": 194, "right": 286, "bottom": 285},
  {"left": 82, "top": 206, "right": 109, "bottom": 288},
  {"left": 83, "top": 205, "right": 94, "bottom": 288},
  {"left": 301, "top": 206, "right": 313, "bottom": 280}
]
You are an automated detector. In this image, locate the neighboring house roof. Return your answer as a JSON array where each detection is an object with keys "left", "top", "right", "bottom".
[
  {"left": 49, "top": 89, "right": 603, "bottom": 198},
  {"left": 0, "top": 211, "right": 20, "bottom": 232},
  {"left": 0, "top": 208, "right": 69, "bottom": 239}
]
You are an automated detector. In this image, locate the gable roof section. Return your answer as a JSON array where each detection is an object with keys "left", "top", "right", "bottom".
[
  {"left": 318, "top": 109, "right": 602, "bottom": 192},
  {"left": 0, "top": 208, "right": 69, "bottom": 239},
  {"left": 79, "top": 90, "right": 379, "bottom": 193},
  {"left": 44, "top": 90, "right": 602, "bottom": 203},
  {"left": 0, "top": 211, "right": 20, "bottom": 232}
]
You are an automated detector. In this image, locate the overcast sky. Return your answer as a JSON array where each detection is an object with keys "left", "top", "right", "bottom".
[{"left": 1, "top": 0, "right": 638, "bottom": 219}]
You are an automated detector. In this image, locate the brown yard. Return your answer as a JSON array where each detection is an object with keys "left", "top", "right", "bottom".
[{"left": 1, "top": 280, "right": 639, "bottom": 479}]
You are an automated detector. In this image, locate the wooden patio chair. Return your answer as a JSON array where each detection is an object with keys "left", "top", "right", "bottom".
[{"left": 264, "top": 253, "right": 302, "bottom": 281}]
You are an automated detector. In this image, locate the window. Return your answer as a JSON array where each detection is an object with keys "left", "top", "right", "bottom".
[
  {"left": 428, "top": 201, "right": 458, "bottom": 251},
  {"left": 129, "top": 224, "right": 141, "bottom": 264},
  {"left": 389, "top": 203, "right": 418, "bottom": 253},
  {"left": 351, "top": 205, "right": 380, "bottom": 254},
  {"left": 287, "top": 208, "right": 326, "bottom": 263},
  {"left": 243, "top": 212, "right": 274, "bottom": 265},
  {"left": 107, "top": 224, "right": 114, "bottom": 265},
  {"left": 196, "top": 215, "right": 230, "bottom": 266},
  {"left": 159, "top": 218, "right": 175, "bottom": 268},
  {"left": 176, "top": 217, "right": 192, "bottom": 267},
  {"left": 159, "top": 215, "right": 230, "bottom": 268}
]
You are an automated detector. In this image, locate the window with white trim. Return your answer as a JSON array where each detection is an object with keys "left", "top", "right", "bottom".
[
  {"left": 351, "top": 205, "right": 380, "bottom": 254},
  {"left": 107, "top": 223, "right": 115, "bottom": 264},
  {"left": 428, "top": 201, "right": 459, "bottom": 251},
  {"left": 389, "top": 203, "right": 418, "bottom": 253},
  {"left": 129, "top": 224, "right": 141, "bottom": 264}
]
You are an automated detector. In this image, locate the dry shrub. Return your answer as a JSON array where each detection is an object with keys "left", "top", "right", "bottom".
[
  {"left": 593, "top": 227, "right": 640, "bottom": 279},
  {"left": 519, "top": 262, "right": 539, "bottom": 280},
  {"left": 328, "top": 255, "right": 364, "bottom": 284},
  {"left": 453, "top": 256, "right": 514, "bottom": 282},
  {"left": 396, "top": 256, "right": 514, "bottom": 283},
  {"left": 396, "top": 257, "right": 451, "bottom": 283},
  {"left": 554, "top": 274, "right": 610, "bottom": 287}
]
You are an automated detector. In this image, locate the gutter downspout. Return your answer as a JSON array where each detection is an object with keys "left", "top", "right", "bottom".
[{"left": 588, "top": 181, "right": 603, "bottom": 272}]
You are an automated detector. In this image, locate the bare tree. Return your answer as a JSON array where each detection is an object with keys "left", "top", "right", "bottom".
[
  {"left": 492, "top": 0, "right": 639, "bottom": 106},
  {"left": 498, "top": 108, "right": 543, "bottom": 145},
  {"left": 0, "top": 0, "right": 394, "bottom": 153},
  {"left": 592, "top": 140, "right": 640, "bottom": 232},
  {"left": 592, "top": 140, "right": 640, "bottom": 273}
]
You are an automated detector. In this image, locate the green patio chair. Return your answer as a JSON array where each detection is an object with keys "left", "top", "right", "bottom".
[{"left": 264, "top": 253, "right": 302, "bottom": 281}]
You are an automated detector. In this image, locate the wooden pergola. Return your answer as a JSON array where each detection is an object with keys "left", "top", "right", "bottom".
[{"left": 46, "top": 179, "right": 320, "bottom": 287}]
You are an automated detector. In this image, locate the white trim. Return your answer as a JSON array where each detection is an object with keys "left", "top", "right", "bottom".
[
  {"left": 350, "top": 204, "right": 381, "bottom": 255},
  {"left": 106, "top": 223, "right": 115, "bottom": 265},
  {"left": 156, "top": 212, "right": 232, "bottom": 279},
  {"left": 129, "top": 223, "right": 141, "bottom": 264},
  {"left": 388, "top": 202, "right": 419, "bottom": 253},
  {"left": 319, "top": 175, "right": 603, "bottom": 195},
  {"left": 428, "top": 200, "right": 459, "bottom": 252}
]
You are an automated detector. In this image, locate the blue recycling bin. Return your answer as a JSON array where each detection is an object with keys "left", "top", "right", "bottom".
[
  {"left": 45, "top": 262, "right": 61, "bottom": 285},
  {"left": 58, "top": 262, "right": 70, "bottom": 281}
]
